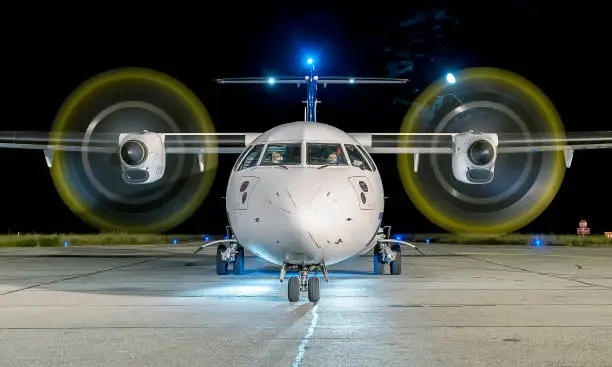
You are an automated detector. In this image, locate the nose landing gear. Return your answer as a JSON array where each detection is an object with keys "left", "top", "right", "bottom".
[{"left": 281, "top": 263, "right": 328, "bottom": 303}]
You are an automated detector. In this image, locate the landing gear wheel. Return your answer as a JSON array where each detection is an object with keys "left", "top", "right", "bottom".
[
  {"left": 373, "top": 256, "right": 386, "bottom": 275},
  {"left": 390, "top": 247, "right": 402, "bottom": 275},
  {"left": 233, "top": 246, "right": 245, "bottom": 275},
  {"left": 216, "top": 245, "right": 228, "bottom": 275},
  {"left": 288, "top": 276, "right": 300, "bottom": 302},
  {"left": 373, "top": 244, "right": 386, "bottom": 275},
  {"left": 308, "top": 276, "right": 320, "bottom": 303}
]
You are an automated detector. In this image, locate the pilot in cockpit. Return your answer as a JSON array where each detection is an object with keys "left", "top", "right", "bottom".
[
  {"left": 327, "top": 152, "right": 338, "bottom": 164},
  {"left": 271, "top": 151, "right": 284, "bottom": 163}
]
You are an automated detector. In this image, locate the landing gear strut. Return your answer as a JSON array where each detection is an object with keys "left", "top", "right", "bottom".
[{"left": 281, "top": 263, "right": 328, "bottom": 303}]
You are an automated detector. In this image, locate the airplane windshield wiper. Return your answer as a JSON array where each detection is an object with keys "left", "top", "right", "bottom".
[{"left": 318, "top": 163, "right": 341, "bottom": 169}]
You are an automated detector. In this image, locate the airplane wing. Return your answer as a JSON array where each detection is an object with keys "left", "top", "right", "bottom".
[
  {"left": 351, "top": 131, "right": 612, "bottom": 154},
  {"left": 0, "top": 131, "right": 261, "bottom": 154}
]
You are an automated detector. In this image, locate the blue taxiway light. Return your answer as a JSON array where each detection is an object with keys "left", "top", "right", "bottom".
[
  {"left": 267, "top": 77, "right": 275, "bottom": 84},
  {"left": 63, "top": 241, "right": 69, "bottom": 247},
  {"left": 204, "top": 235, "right": 210, "bottom": 242},
  {"left": 446, "top": 73, "right": 456, "bottom": 84},
  {"left": 425, "top": 238, "right": 431, "bottom": 244},
  {"left": 307, "top": 58, "right": 313, "bottom": 65},
  {"left": 224, "top": 235, "right": 229, "bottom": 240}
]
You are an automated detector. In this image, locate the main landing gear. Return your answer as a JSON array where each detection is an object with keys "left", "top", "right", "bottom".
[
  {"left": 194, "top": 239, "right": 244, "bottom": 275},
  {"left": 194, "top": 226, "right": 245, "bottom": 275},
  {"left": 216, "top": 243, "right": 245, "bottom": 275},
  {"left": 373, "top": 226, "right": 425, "bottom": 275},
  {"left": 373, "top": 243, "right": 402, "bottom": 275},
  {"left": 280, "top": 263, "right": 328, "bottom": 303}
]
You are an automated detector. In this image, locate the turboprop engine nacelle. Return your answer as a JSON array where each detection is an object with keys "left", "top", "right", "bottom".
[
  {"left": 118, "top": 131, "right": 165, "bottom": 184},
  {"left": 452, "top": 131, "right": 499, "bottom": 184}
]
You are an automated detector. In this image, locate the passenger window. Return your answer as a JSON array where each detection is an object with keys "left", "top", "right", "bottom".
[
  {"left": 356, "top": 145, "right": 377, "bottom": 172},
  {"left": 233, "top": 145, "right": 253, "bottom": 171},
  {"left": 260, "top": 143, "right": 302, "bottom": 165},
  {"left": 306, "top": 143, "right": 348, "bottom": 165},
  {"left": 238, "top": 144, "right": 264, "bottom": 170},
  {"left": 345, "top": 144, "right": 372, "bottom": 171}
]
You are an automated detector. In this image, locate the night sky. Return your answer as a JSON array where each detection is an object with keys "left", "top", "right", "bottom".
[{"left": 2, "top": 3, "right": 610, "bottom": 235}]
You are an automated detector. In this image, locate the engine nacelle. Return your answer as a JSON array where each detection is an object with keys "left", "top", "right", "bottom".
[
  {"left": 452, "top": 131, "right": 499, "bottom": 184},
  {"left": 118, "top": 131, "right": 166, "bottom": 184}
]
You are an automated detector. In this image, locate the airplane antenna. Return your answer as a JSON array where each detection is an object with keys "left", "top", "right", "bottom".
[{"left": 215, "top": 58, "right": 409, "bottom": 123}]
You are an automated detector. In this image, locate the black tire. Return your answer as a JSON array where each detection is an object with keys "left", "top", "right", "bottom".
[
  {"left": 216, "top": 245, "right": 228, "bottom": 275},
  {"left": 233, "top": 246, "right": 245, "bottom": 275},
  {"left": 373, "top": 254, "right": 386, "bottom": 275},
  {"left": 308, "top": 276, "right": 320, "bottom": 303},
  {"left": 390, "top": 249, "right": 402, "bottom": 275},
  {"left": 288, "top": 277, "right": 300, "bottom": 302}
]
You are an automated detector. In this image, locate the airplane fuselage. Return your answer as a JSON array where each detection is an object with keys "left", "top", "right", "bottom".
[{"left": 226, "top": 121, "right": 384, "bottom": 266}]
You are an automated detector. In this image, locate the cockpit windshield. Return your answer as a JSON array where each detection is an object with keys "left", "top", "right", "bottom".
[
  {"left": 306, "top": 143, "right": 347, "bottom": 165},
  {"left": 260, "top": 143, "right": 302, "bottom": 165}
]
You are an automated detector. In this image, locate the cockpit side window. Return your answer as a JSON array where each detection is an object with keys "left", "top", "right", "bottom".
[
  {"left": 238, "top": 144, "right": 264, "bottom": 170},
  {"left": 356, "top": 145, "right": 377, "bottom": 172},
  {"left": 344, "top": 144, "right": 372, "bottom": 171},
  {"left": 233, "top": 145, "right": 254, "bottom": 171},
  {"left": 306, "top": 143, "right": 348, "bottom": 165},
  {"left": 260, "top": 143, "right": 302, "bottom": 165}
]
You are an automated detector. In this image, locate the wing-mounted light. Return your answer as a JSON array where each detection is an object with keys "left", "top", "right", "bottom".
[
  {"left": 452, "top": 131, "right": 499, "bottom": 184},
  {"left": 118, "top": 131, "right": 166, "bottom": 184}
]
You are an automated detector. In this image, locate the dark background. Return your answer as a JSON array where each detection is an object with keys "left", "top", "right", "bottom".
[{"left": 2, "top": 2, "right": 610, "bottom": 234}]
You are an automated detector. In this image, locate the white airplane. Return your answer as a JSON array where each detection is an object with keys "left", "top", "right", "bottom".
[{"left": 1, "top": 60, "right": 611, "bottom": 303}]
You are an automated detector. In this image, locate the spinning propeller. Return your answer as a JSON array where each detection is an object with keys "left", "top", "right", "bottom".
[{"left": 0, "top": 62, "right": 610, "bottom": 234}]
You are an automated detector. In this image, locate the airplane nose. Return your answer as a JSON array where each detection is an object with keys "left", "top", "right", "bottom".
[
  {"left": 262, "top": 170, "right": 357, "bottom": 264},
  {"left": 283, "top": 173, "right": 355, "bottom": 249}
]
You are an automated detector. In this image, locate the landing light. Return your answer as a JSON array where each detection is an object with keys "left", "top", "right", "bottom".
[{"left": 445, "top": 73, "right": 456, "bottom": 84}]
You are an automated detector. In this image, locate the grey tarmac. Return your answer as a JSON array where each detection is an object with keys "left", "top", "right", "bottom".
[{"left": 0, "top": 243, "right": 611, "bottom": 367}]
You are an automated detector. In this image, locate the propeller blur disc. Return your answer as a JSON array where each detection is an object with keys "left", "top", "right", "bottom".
[
  {"left": 397, "top": 68, "right": 566, "bottom": 233},
  {"left": 50, "top": 68, "right": 218, "bottom": 233}
]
